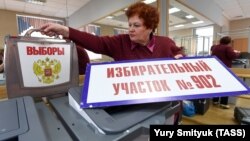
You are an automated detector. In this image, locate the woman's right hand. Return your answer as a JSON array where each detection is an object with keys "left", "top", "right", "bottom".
[
  {"left": 40, "top": 23, "right": 69, "bottom": 38},
  {"left": 234, "top": 50, "right": 241, "bottom": 54}
]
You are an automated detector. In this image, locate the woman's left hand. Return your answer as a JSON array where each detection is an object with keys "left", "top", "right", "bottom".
[{"left": 174, "top": 54, "right": 183, "bottom": 59}]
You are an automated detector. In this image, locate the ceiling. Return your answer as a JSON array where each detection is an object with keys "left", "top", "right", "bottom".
[
  {"left": 94, "top": 0, "right": 214, "bottom": 31},
  {"left": 214, "top": 0, "right": 250, "bottom": 20},
  {"left": 0, "top": 0, "right": 250, "bottom": 31},
  {"left": 0, "top": 0, "right": 90, "bottom": 18}
]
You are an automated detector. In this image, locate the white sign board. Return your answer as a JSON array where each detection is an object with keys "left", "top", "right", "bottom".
[
  {"left": 18, "top": 42, "right": 71, "bottom": 87},
  {"left": 81, "top": 56, "right": 250, "bottom": 108}
]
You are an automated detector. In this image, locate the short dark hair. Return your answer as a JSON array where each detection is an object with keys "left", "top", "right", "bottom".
[
  {"left": 125, "top": 2, "right": 159, "bottom": 32},
  {"left": 220, "top": 36, "right": 231, "bottom": 45}
]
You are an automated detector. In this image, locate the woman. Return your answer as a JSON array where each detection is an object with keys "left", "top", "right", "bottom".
[
  {"left": 211, "top": 36, "right": 241, "bottom": 109},
  {"left": 0, "top": 49, "right": 4, "bottom": 73},
  {"left": 0, "top": 63, "right": 3, "bottom": 73},
  {"left": 40, "top": 2, "right": 184, "bottom": 125},
  {"left": 40, "top": 2, "right": 184, "bottom": 61}
]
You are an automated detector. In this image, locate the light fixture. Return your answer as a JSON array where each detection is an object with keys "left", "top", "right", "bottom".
[
  {"left": 26, "top": 0, "right": 46, "bottom": 5},
  {"left": 174, "top": 24, "right": 184, "bottom": 28},
  {"left": 186, "top": 15, "right": 194, "bottom": 19},
  {"left": 192, "top": 21, "right": 204, "bottom": 24},
  {"left": 106, "top": 16, "right": 113, "bottom": 19},
  {"left": 169, "top": 7, "right": 180, "bottom": 14},
  {"left": 143, "top": 0, "right": 156, "bottom": 4}
]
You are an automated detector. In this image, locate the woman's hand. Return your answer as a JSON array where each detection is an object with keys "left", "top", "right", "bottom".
[
  {"left": 234, "top": 50, "right": 241, "bottom": 54},
  {"left": 40, "top": 23, "right": 69, "bottom": 38},
  {"left": 174, "top": 54, "right": 184, "bottom": 59}
]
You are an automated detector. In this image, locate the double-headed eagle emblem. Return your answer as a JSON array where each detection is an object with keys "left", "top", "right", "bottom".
[{"left": 33, "top": 57, "right": 61, "bottom": 84}]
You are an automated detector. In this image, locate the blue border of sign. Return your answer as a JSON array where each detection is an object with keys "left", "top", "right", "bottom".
[{"left": 81, "top": 56, "right": 250, "bottom": 108}]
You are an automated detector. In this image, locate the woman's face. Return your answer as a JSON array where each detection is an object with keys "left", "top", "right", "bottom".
[{"left": 128, "top": 15, "right": 152, "bottom": 45}]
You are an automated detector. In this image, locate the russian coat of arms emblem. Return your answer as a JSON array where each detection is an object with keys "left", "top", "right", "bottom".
[{"left": 33, "top": 57, "right": 61, "bottom": 84}]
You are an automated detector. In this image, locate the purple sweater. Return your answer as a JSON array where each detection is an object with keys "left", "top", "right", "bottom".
[
  {"left": 69, "top": 27, "right": 182, "bottom": 61},
  {"left": 211, "top": 44, "right": 240, "bottom": 67}
]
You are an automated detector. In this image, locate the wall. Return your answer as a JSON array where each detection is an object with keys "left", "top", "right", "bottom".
[
  {"left": 229, "top": 19, "right": 250, "bottom": 52},
  {"left": 0, "top": 7, "right": 120, "bottom": 62},
  {"left": 96, "top": 24, "right": 115, "bottom": 36},
  {"left": 230, "top": 19, "right": 250, "bottom": 30},
  {"left": 0, "top": 9, "right": 18, "bottom": 49},
  {"left": 169, "top": 28, "right": 193, "bottom": 39},
  {"left": 221, "top": 15, "right": 230, "bottom": 32},
  {"left": 213, "top": 24, "right": 222, "bottom": 43},
  {"left": 69, "top": 0, "right": 141, "bottom": 28},
  {"left": 0, "top": 9, "right": 64, "bottom": 50},
  {"left": 228, "top": 19, "right": 250, "bottom": 39},
  {"left": 169, "top": 28, "right": 193, "bottom": 50},
  {"left": 215, "top": 18, "right": 250, "bottom": 39}
]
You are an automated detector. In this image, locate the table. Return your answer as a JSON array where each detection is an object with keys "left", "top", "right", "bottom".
[{"left": 231, "top": 68, "right": 250, "bottom": 79}]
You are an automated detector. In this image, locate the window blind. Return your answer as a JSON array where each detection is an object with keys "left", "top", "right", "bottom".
[{"left": 17, "top": 15, "right": 64, "bottom": 35}]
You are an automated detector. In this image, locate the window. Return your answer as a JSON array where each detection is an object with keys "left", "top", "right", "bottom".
[{"left": 194, "top": 26, "right": 213, "bottom": 56}]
